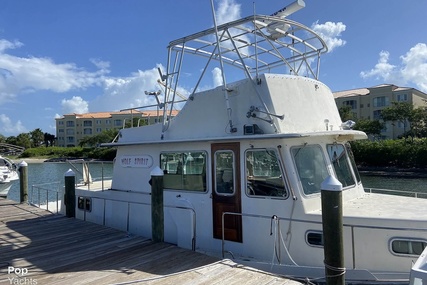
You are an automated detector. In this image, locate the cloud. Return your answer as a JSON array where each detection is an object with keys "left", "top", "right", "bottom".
[
  {"left": 360, "top": 43, "right": 427, "bottom": 92},
  {"left": 0, "top": 39, "right": 23, "bottom": 53},
  {"left": 90, "top": 64, "right": 168, "bottom": 112},
  {"left": 311, "top": 21, "right": 347, "bottom": 52},
  {"left": 400, "top": 43, "right": 427, "bottom": 92},
  {"left": 212, "top": 67, "right": 223, "bottom": 87},
  {"left": 61, "top": 96, "right": 89, "bottom": 114},
  {"left": 0, "top": 114, "right": 27, "bottom": 135},
  {"left": 0, "top": 39, "right": 109, "bottom": 104},
  {"left": 215, "top": 0, "right": 241, "bottom": 25},
  {"left": 360, "top": 51, "right": 396, "bottom": 80}
]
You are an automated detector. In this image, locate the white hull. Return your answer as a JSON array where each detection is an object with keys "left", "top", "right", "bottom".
[
  {"left": 0, "top": 156, "right": 19, "bottom": 197},
  {"left": 0, "top": 182, "right": 13, "bottom": 197},
  {"left": 72, "top": 2, "right": 427, "bottom": 283}
]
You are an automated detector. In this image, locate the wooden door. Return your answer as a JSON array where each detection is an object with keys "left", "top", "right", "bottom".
[{"left": 211, "top": 142, "right": 242, "bottom": 242}]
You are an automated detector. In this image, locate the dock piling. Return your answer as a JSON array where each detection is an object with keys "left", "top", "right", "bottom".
[
  {"left": 150, "top": 166, "right": 164, "bottom": 242},
  {"left": 64, "top": 169, "right": 76, "bottom": 218},
  {"left": 18, "top": 161, "right": 28, "bottom": 203},
  {"left": 321, "top": 175, "right": 345, "bottom": 285}
]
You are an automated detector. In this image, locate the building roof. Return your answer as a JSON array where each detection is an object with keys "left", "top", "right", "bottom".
[
  {"left": 333, "top": 84, "right": 426, "bottom": 99},
  {"left": 333, "top": 88, "right": 370, "bottom": 99},
  {"left": 56, "top": 109, "right": 179, "bottom": 120}
]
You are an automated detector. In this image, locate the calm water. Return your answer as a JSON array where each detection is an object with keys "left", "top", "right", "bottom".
[
  {"left": 6, "top": 161, "right": 113, "bottom": 203},
  {"left": 6, "top": 162, "right": 427, "bottom": 203},
  {"left": 361, "top": 175, "right": 427, "bottom": 193}
]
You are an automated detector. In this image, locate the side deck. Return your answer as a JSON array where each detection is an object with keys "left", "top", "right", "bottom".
[{"left": 0, "top": 198, "right": 302, "bottom": 284}]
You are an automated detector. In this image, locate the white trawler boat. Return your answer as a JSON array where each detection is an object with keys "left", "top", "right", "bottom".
[{"left": 74, "top": 1, "right": 427, "bottom": 283}]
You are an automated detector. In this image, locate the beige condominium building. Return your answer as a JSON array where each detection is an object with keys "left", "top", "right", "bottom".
[
  {"left": 334, "top": 84, "right": 427, "bottom": 139},
  {"left": 56, "top": 109, "right": 179, "bottom": 147}
]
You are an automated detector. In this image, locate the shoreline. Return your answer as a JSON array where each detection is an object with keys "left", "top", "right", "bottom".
[
  {"left": 14, "top": 158, "right": 47, "bottom": 164},
  {"left": 358, "top": 166, "right": 427, "bottom": 178}
]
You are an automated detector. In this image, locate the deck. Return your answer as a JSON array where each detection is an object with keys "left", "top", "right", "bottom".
[{"left": 0, "top": 198, "right": 302, "bottom": 284}]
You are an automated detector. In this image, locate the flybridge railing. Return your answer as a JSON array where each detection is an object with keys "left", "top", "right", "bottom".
[
  {"left": 104, "top": 2, "right": 329, "bottom": 140},
  {"left": 161, "top": 11, "right": 328, "bottom": 135}
]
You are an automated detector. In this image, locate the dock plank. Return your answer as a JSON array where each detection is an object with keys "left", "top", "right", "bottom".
[{"left": 0, "top": 198, "right": 302, "bottom": 285}]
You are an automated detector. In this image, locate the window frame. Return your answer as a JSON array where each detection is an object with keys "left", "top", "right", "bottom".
[
  {"left": 245, "top": 148, "right": 288, "bottom": 199},
  {"left": 291, "top": 144, "right": 329, "bottom": 196},
  {"left": 160, "top": 151, "right": 208, "bottom": 193},
  {"left": 306, "top": 230, "right": 324, "bottom": 248},
  {"left": 390, "top": 238, "right": 427, "bottom": 257},
  {"left": 214, "top": 150, "right": 236, "bottom": 196},
  {"left": 326, "top": 143, "right": 357, "bottom": 189}
]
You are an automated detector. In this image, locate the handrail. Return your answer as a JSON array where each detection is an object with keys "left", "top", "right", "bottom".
[
  {"left": 76, "top": 194, "right": 197, "bottom": 251},
  {"left": 365, "top": 187, "right": 427, "bottom": 199},
  {"left": 66, "top": 160, "right": 112, "bottom": 191},
  {"left": 29, "top": 181, "right": 62, "bottom": 214}
]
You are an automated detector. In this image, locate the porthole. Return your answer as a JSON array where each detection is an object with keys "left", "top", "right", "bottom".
[
  {"left": 306, "top": 231, "right": 323, "bottom": 247},
  {"left": 390, "top": 238, "right": 427, "bottom": 256}
]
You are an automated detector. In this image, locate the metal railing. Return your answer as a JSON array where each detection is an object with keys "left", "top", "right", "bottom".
[
  {"left": 77, "top": 194, "right": 197, "bottom": 250},
  {"left": 29, "top": 181, "right": 62, "bottom": 214},
  {"left": 66, "top": 160, "right": 112, "bottom": 191},
  {"left": 365, "top": 187, "right": 427, "bottom": 199}
]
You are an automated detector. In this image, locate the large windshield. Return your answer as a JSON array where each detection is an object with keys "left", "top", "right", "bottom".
[
  {"left": 246, "top": 149, "right": 287, "bottom": 198},
  {"left": 327, "top": 144, "right": 359, "bottom": 188},
  {"left": 292, "top": 145, "right": 329, "bottom": 195}
]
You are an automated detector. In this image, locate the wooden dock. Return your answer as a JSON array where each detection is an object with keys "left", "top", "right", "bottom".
[{"left": 0, "top": 198, "right": 302, "bottom": 285}]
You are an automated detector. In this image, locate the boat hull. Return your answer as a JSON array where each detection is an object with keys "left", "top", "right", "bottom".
[{"left": 0, "top": 181, "right": 13, "bottom": 197}]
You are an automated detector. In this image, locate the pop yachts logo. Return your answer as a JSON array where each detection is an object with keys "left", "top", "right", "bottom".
[{"left": 7, "top": 266, "right": 37, "bottom": 285}]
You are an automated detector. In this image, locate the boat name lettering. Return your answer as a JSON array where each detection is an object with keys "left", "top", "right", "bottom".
[{"left": 120, "top": 155, "right": 153, "bottom": 168}]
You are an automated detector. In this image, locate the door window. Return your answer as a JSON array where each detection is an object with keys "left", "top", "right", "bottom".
[{"left": 214, "top": 150, "right": 235, "bottom": 195}]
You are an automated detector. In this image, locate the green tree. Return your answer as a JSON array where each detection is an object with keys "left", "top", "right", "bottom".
[
  {"left": 30, "top": 128, "right": 45, "bottom": 147},
  {"left": 16, "top": 133, "right": 31, "bottom": 148},
  {"left": 354, "top": 119, "right": 384, "bottom": 138},
  {"left": 408, "top": 107, "right": 427, "bottom": 137},
  {"left": 79, "top": 129, "right": 119, "bottom": 147},
  {"left": 338, "top": 105, "right": 354, "bottom": 121},
  {"left": 5, "top": 136, "right": 17, "bottom": 146},
  {"left": 381, "top": 102, "right": 413, "bottom": 133},
  {"left": 381, "top": 101, "right": 427, "bottom": 138},
  {"left": 44, "top": 132, "right": 56, "bottom": 147}
]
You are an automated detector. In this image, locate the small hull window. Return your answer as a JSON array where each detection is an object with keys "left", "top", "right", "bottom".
[
  {"left": 306, "top": 231, "right": 323, "bottom": 247},
  {"left": 391, "top": 239, "right": 427, "bottom": 256}
]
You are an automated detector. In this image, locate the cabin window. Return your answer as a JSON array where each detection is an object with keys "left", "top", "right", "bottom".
[
  {"left": 327, "top": 144, "right": 356, "bottom": 188},
  {"left": 391, "top": 239, "right": 427, "bottom": 256},
  {"left": 306, "top": 231, "right": 323, "bottom": 247},
  {"left": 346, "top": 143, "right": 361, "bottom": 183},
  {"left": 245, "top": 149, "right": 287, "bottom": 198},
  {"left": 214, "top": 150, "right": 235, "bottom": 195},
  {"left": 160, "top": 151, "right": 207, "bottom": 192},
  {"left": 291, "top": 145, "right": 328, "bottom": 195}
]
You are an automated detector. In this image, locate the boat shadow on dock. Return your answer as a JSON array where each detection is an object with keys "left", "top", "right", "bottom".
[{"left": 0, "top": 198, "right": 301, "bottom": 284}]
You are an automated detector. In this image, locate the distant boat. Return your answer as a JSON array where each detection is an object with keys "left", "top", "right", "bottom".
[{"left": 0, "top": 156, "right": 19, "bottom": 197}]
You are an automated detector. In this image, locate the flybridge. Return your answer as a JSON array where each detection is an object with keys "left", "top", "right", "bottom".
[{"left": 158, "top": 0, "right": 328, "bottom": 134}]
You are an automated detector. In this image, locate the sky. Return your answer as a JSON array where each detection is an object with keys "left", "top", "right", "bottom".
[{"left": 0, "top": 0, "right": 426, "bottom": 137}]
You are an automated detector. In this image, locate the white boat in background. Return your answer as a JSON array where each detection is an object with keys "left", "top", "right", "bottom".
[
  {"left": 73, "top": 1, "right": 427, "bottom": 283},
  {"left": 0, "top": 156, "right": 19, "bottom": 197}
]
